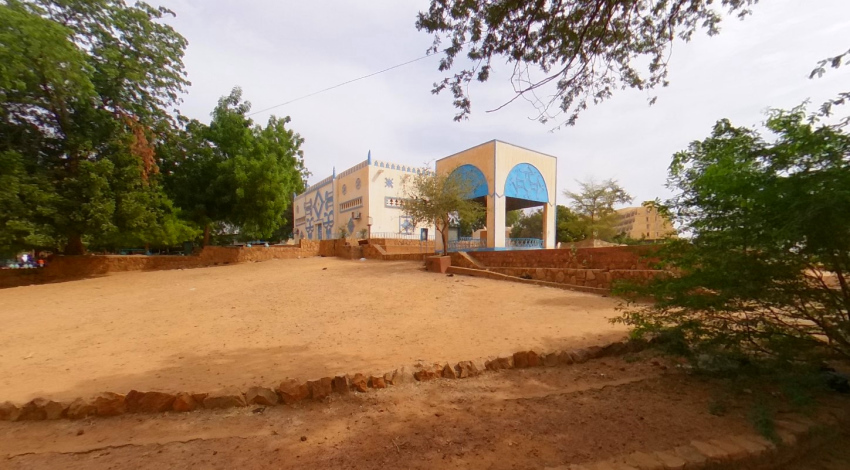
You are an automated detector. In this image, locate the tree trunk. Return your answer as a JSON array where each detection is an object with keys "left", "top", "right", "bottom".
[
  {"left": 441, "top": 227, "right": 449, "bottom": 256},
  {"left": 65, "top": 233, "right": 86, "bottom": 255},
  {"left": 203, "top": 223, "right": 211, "bottom": 247}
]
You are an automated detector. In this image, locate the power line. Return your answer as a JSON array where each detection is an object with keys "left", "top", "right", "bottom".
[{"left": 246, "top": 49, "right": 446, "bottom": 117}]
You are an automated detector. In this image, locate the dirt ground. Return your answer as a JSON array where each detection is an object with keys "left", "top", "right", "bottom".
[
  {"left": 0, "top": 258, "right": 628, "bottom": 404},
  {"left": 2, "top": 358, "right": 768, "bottom": 470}
]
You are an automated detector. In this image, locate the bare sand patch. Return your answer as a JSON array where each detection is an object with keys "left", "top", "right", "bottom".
[{"left": 0, "top": 257, "right": 627, "bottom": 403}]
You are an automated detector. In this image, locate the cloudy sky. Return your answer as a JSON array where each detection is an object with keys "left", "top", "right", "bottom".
[{"left": 156, "top": 0, "right": 850, "bottom": 206}]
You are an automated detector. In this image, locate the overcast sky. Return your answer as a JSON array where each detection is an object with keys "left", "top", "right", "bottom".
[{"left": 157, "top": 0, "right": 850, "bottom": 207}]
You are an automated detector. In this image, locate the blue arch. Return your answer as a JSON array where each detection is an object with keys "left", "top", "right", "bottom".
[
  {"left": 504, "top": 163, "right": 548, "bottom": 203},
  {"left": 449, "top": 164, "right": 489, "bottom": 199}
]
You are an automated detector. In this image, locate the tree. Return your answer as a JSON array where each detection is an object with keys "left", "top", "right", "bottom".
[
  {"left": 564, "top": 178, "right": 632, "bottom": 240},
  {"left": 616, "top": 108, "right": 850, "bottom": 363},
  {"left": 416, "top": 0, "right": 757, "bottom": 127},
  {"left": 401, "top": 169, "right": 486, "bottom": 255},
  {"left": 161, "top": 88, "right": 308, "bottom": 245},
  {"left": 510, "top": 205, "right": 580, "bottom": 243},
  {"left": 0, "top": 0, "right": 190, "bottom": 254}
]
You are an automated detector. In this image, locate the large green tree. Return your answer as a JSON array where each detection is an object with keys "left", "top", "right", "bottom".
[
  {"left": 0, "top": 0, "right": 190, "bottom": 254},
  {"left": 510, "top": 205, "right": 578, "bottom": 243},
  {"left": 416, "top": 0, "right": 758, "bottom": 126},
  {"left": 161, "top": 88, "right": 308, "bottom": 245},
  {"left": 616, "top": 108, "right": 850, "bottom": 363},
  {"left": 564, "top": 178, "right": 632, "bottom": 240}
]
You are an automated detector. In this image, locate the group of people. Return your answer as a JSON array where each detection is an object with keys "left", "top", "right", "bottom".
[{"left": 4, "top": 254, "right": 46, "bottom": 269}]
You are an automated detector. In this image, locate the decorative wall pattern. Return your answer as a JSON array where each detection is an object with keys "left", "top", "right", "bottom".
[
  {"left": 504, "top": 163, "right": 548, "bottom": 203},
  {"left": 303, "top": 186, "right": 334, "bottom": 240},
  {"left": 385, "top": 177, "right": 394, "bottom": 188},
  {"left": 399, "top": 216, "right": 415, "bottom": 234},
  {"left": 385, "top": 197, "right": 406, "bottom": 209},
  {"left": 339, "top": 196, "right": 363, "bottom": 212},
  {"left": 449, "top": 164, "right": 489, "bottom": 199}
]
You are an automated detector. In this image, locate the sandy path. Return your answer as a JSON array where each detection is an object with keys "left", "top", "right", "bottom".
[{"left": 0, "top": 258, "right": 627, "bottom": 403}]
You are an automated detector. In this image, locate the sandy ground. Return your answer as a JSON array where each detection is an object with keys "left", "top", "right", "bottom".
[
  {"left": 0, "top": 258, "right": 628, "bottom": 403},
  {"left": 1, "top": 358, "right": 765, "bottom": 470}
]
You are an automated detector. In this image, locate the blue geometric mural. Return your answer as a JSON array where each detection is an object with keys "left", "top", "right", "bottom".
[
  {"left": 303, "top": 185, "right": 334, "bottom": 240},
  {"left": 449, "top": 164, "right": 488, "bottom": 199},
  {"left": 385, "top": 177, "right": 394, "bottom": 188},
  {"left": 504, "top": 163, "right": 548, "bottom": 203},
  {"left": 400, "top": 216, "right": 415, "bottom": 234}
]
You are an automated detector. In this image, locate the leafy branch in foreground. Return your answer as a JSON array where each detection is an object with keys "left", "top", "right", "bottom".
[
  {"left": 614, "top": 107, "right": 850, "bottom": 364},
  {"left": 416, "top": 0, "right": 757, "bottom": 127}
]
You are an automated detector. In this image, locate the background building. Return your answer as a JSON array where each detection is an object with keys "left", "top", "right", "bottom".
[
  {"left": 293, "top": 152, "right": 434, "bottom": 241},
  {"left": 613, "top": 205, "right": 676, "bottom": 241}
]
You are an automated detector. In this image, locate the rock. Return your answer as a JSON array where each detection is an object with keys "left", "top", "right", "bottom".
[
  {"left": 0, "top": 401, "right": 21, "bottom": 421},
  {"left": 43, "top": 400, "right": 68, "bottom": 420},
  {"left": 332, "top": 376, "right": 350, "bottom": 394},
  {"left": 191, "top": 393, "right": 209, "bottom": 407},
  {"left": 278, "top": 379, "right": 310, "bottom": 404},
  {"left": 599, "top": 341, "right": 628, "bottom": 357},
  {"left": 586, "top": 271, "right": 596, "bottom": 281},
  {"left": 557, "top": 351, "right": 575, "bottom": 365},
  {"left": 485, "top": 356, "right": 513, "bottom": 371},
  {"left": 349, "top": 373, "right": 369, "bottom": 392},
  {"left": 308, "top": 377, "right": 333, "bottom": 400},
  {"left": 245, "top": 387, "right": 278, "bottom": 406},
  {"left": 383, "top": 372, "right": 394, "bottom": 386},
  {"left": 571, "top": 348, "right": 591, "bottom": 363},
  {"left": 513, "top": 351, "right": 530, "bottom": 368},
  {"left": 172, "top": 393, "right": 198, "bottom": 412},
  {"left": 369, "top": 376, "right": 387, "bottom": 388},
  {"left": 527, "top": 350, "right": 541, "bottom": 367},
  {"left": 391, "top": 367, "right": 414, "bottom": 384},
  {"left": 585, "top": 345, "right": 604, "bottom": 359},
  {"left": 555, "top": 271, "right": 566, "bottom": 283},
  {"left": 441, "top": 364, "right": 458, "bottom": 379},
  {"left": 455, "top": 361, "right": 481, "bottom": 378},
  {"left": 126, "top": 391, "right": 176, "bottom": 413},
  {"left": 413, "top": 366, "right": 439, "bottom": 381},
  {"left": 18, "top": 399, "right": 48, "bottom": 421},
  {"left": 542, "top": 353, "right": 559, "bottom": 367},
  {"left": 67, "top": 398, "right": 97, "bottom": 420},
  {"left": 19, "top": 398, "right": 66, "bottom": 421},
  {"left": 93, "top": 392, "right": 126, "bottom": 416},
  {"left": 203, "top": 389, "right": 246, "bottom": 409}
]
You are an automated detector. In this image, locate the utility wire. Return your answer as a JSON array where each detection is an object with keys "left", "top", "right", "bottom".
[{"left": 246, "top": 48, "right": 448, "bottom": 117}]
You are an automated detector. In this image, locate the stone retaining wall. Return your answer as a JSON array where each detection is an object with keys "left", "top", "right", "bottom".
[
  {"left": 0, "top": 240, "right": 321, "bottom": 289},
  {"left": 0, "top": 339, "right": 643, "bottom": 422},
  {"left": 464, "top": 245, "right": 660, "bottom": 270}
]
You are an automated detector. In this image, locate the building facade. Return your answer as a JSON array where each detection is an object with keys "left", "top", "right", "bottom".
[
  {"left": 613, "top": 205, "right": 676, "bottom": 241},
  {"left": 293, "top": 153, "right": 434, "bottom": 241},
  {"left": 293, "top": 141, "right": 558, "bottom": 251}
]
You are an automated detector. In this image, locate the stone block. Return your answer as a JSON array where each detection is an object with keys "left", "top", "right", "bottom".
[
  {"left": 0, "top": 401, "right": 21, "bottom": 421},
  {"left": 308, "top": 377, "right": 334, "bottom": 400},
  {"left": 383, "top": 372, "right": 394, "bottom": 386},
  {"left": 542, "top": 352, "right": 560, "bottom": 367},
  {"left": 485, "top": 356, "right": 513, "bottom": 371},
  {"left": 558, "top": 351, "right": 575, "bottom": 365},
  {"left": 413, "top": 366, "right": 439, "bottom": 381},
  {"left": 513, "top": 351, "right": 530, "bottom": 368},
  {"left": 672, "top": 445, "right": 707, "bottom": 467},
  {"left": 203, "top": 389, "right": 247, "bottom": 409},
  {"left": 245, "top": 386, "right": 279, "bottom": 406},
  {"left": 332, "top": 376, "right": 350, "bottom": 394},
  {"left": 369, "top": 376, "right": 387, "bottom": 389},
  {"left": 572, "top": 349, "right": 591, "bottom": 364},
  {"left": 689, "top": 440, "right": 728, "bottom": 462},
  {"left": 278, "top": 379, "right": 310, "bottom": 404},
  {"left": 67, "top": 398, "right": 97, "bottom": 420},
  {"left": 350, "top": 373, "right": 369, "bottom": 392},
  {"left": 527, "top": 350, "right": 541, "bottom": 367},
  {"left": 441, "top": 364, "right": 458, "bottom": 379},
  {"left": 651, "top": 451, "right": 686, "bottom": 470},
  {"left": 17, "top": 399, "right": 49, "bottom": 421},
  {"left": 172, "top": 393, "right": 198, "bottom": 412},
  {"left": 624, "top": 451, "right": 665, "bottom": 469},
  {"left": 126, "top": 391, "right": 176, "bottom": 413},
  {"left": 94, "top": 392, "right": 126, "bottom": 416},
  {"left": 708, "top": 438, "right": 749, "bottom": 460},
  {"left": 391, "top": 367, "right": 414, "bottom": 385}
]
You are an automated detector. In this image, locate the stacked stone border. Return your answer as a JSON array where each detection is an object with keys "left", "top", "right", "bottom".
[
  {"left": 0, "top": 340, "right": 643, "bottom": 422},
  {"left": 547, "top": 410, "right": 846, "bottom": 470}
]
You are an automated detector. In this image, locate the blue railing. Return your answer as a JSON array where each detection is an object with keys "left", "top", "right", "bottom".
[
  {"left": 447, "top": 237, "right": 486, "bottom": 252},
  {"left": 506, "top": 238, "right": 544, "bottom": 249}
]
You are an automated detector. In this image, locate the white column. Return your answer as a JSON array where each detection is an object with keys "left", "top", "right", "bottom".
[
  {"left": 487, "top": 194, "right": 506, "bottom": 248},
  {"left": 542, "top": 203, "right": 556, "bottom": 248}
]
